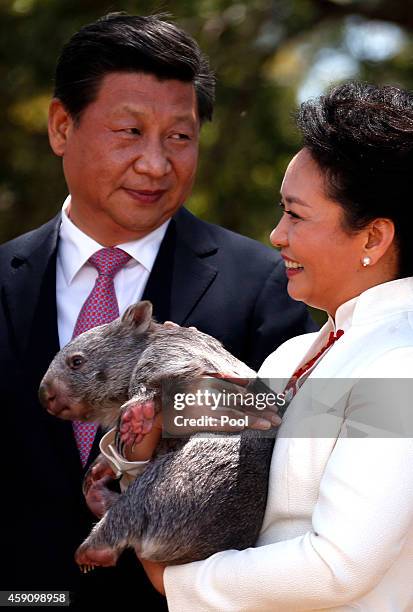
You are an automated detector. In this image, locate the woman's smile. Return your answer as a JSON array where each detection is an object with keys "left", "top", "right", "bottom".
[{"left": 282, "top": 256, "right": 304, "bottom": 277}]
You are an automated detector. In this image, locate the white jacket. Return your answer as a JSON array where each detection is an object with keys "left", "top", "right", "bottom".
[{"left": 164, "top": 277, "right": 413, "bottom": 611}]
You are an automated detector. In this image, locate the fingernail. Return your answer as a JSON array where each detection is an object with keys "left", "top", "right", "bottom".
[
  {"left": 253, "top": 419, "right": 272, "bottom": 430},
  {"left": 271, "top": 415, "right": 282, "bottom": 426}
]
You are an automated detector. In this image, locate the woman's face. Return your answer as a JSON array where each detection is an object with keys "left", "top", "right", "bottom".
[{"left": 270, "top": 148, "right": 370, "bottom": 316}]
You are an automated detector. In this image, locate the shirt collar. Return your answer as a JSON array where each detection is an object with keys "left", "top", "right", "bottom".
[
  {"left": 325, "top": 295, "right": 358, "bottom": 335},
  {"left": 58, "top": 196, "right": 170, "bottom": 285},
  {"left": 326, "top": 277, "right": 413, "bottom": 334}
]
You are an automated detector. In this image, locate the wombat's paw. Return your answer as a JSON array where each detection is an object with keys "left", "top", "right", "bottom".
[
  {"left": 119, "top": 399, "right": 156, "bottom": 449},
  {"left": 75, "top": 542, "right": 119, "bottom": 570},
  {"left": 83, "top": 456, "right": 116, "bottom": 497},
  {"left": 85, "top": 480, "right": 120, "bottom": 519}
]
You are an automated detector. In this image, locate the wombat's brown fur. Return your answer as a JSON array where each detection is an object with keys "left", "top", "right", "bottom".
[{"left": 39, "top": 301, "right": 275, "bottom": 567}]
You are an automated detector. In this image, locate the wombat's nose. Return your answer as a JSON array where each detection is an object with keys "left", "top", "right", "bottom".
[{"left": 38, "top": 381, "right": 56, "bottom": 408}]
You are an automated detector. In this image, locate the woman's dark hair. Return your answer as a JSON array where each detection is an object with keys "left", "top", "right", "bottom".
[
  {"left": 54, "top": 12, "right": 215, "bottom": 124},
  {"left": 297, "top": 81, "right": 413, "bottom": 277}
]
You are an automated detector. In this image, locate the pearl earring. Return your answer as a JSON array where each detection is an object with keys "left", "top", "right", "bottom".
[{"left": 362, "top": 256, "right": 371, "bottom": 267}]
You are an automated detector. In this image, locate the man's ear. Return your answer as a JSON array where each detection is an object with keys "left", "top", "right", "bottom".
[
  {"left": 48, "top": 98, "right": 73, "bottom": 157},
  {"left": 121, "top": 301, "right": 153, "bottom": 333}
]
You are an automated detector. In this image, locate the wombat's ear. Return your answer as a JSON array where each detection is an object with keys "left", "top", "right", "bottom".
[{"left": 121, "top": 301, "right": 153, "bottom": 333}]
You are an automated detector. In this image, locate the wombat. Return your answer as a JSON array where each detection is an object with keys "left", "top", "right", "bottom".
[{"left": 39, "top": 301, "right": 277, "bottom": 569}]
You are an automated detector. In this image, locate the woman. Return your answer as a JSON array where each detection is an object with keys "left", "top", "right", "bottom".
[{"left": 143, "top": 82, "right": 413, "bottom": 610}]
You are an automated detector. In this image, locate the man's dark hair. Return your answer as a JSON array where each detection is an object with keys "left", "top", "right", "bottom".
[
  {"left": 297, "top": 81, "right": 413, "bottom": 277},
  {"left": 54, "top": 12, "right": 215, "bottom": 124}
]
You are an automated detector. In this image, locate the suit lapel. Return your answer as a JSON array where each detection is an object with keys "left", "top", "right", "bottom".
[
  {"left": 170, "top": 229, "right": 218, "bottom": 324},
  {"left": 141, "top": 219, "right": 175, "bottom": 322},
  {"left": 143, "top": 208, "right": 218, "bottom": 324},
  {"left": 2, "top": 214, "right": 85, "bottom": 481},
  {"left": 2, "top": 215, "right": 61, "bottom": 363}
]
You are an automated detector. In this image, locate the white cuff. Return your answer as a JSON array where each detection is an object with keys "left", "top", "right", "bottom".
[{"left": 99, "top": 429, "right": 149, "bottom": 491}]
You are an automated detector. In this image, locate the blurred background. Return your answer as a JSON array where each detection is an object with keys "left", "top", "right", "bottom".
[{"left": 1, "top": 0, "right": 412, "bottom": 249}]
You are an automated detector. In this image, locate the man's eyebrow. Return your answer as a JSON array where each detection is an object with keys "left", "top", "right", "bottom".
[
  {"left": 280, "top": 194, "right": 311, "bottom": 208},
  {"left": 116, "top": 105, "right": 144, "bottom": 117},
  {"left": 116, "top": 104, "right": 197, "bottom": 124}
]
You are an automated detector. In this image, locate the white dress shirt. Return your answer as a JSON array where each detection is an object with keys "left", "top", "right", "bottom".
[
  {"left": 56, "top": 196, "right": 169, "bottom": 348},
  {"left": 164, "top": 277, "right": 413, "bottom": 611}
]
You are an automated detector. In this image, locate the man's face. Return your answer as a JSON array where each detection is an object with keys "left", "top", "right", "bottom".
[{"left": 49, "top": 72, "right": 200, "bottom": 245}]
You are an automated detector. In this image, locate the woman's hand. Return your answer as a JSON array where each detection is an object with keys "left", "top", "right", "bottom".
[
  {"left": 139, "top": 557, "right": 166, "bottom": 595},
  {"left": 204, "top": 372, "right": 282, "bottom": 429},
  {"left": 164, "top": 321, "right": 283, "bottom": 432},
  {"left": 163, "top": 374, "right": 282, "bottom": 436}
]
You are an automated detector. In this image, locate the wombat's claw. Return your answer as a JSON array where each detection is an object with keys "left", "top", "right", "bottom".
[{"left": 79, "top": 564, "right": 96, "bottom": 574}]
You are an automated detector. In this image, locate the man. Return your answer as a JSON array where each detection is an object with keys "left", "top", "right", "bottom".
[{"left": 1, "top": 13, "right": 315, "bottom": 608}]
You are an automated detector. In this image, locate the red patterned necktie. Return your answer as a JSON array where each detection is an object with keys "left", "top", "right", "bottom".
[{"left": 72, "top": 247, "right": 131, "bottom": 467}]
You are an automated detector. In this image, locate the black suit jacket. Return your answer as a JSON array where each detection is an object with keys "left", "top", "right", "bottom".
[{"left": 1, "top": 207, "right": 315, "bottom": 608}]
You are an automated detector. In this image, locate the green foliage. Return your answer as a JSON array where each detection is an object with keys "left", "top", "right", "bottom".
[{"left": 0, "top": 0, "right": 412, "bottom": 273}]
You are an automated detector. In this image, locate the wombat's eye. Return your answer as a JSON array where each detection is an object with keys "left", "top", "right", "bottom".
[{"left": 68, "top": 354, "right": 85, "bottom": 370}]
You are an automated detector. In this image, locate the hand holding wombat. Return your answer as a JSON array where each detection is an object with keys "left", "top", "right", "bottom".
[{"left": 39, "top": 301, "right": 279, "bottom": 570}]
